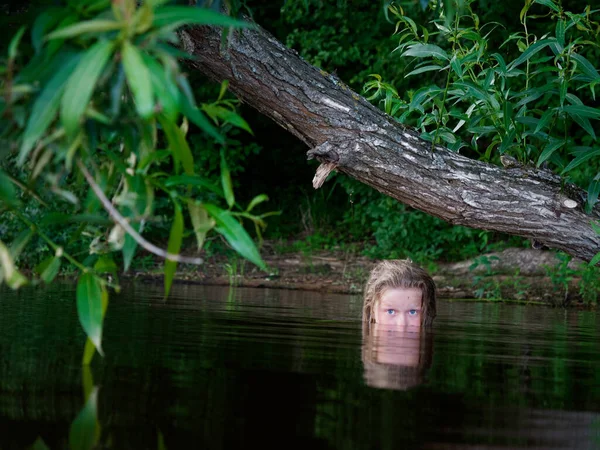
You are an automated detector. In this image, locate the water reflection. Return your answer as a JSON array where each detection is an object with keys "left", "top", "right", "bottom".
[
  {"left": 2, "top": 284, "right": 600, "bottom": 449},
  {"left": 362, "top": 326, "right": 433, "bottom": 391}
]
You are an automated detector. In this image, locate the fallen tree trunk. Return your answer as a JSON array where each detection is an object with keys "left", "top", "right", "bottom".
[{"left": 179, "top": 23, "right": 600, "bottom": 263}]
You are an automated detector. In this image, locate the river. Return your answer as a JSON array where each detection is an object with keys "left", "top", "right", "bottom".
[{"left": 1, "top": 283, "right": 599, "bottom": 449}]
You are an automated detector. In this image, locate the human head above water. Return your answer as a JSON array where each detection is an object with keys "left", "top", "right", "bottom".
[{"left": 363, "top": 259, "right": 437, "bottom": 329}]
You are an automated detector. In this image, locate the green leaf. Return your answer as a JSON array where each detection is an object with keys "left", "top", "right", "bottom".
[
  {"left": 76, "top": 273, "right": 104, "bottom": 356},
  {"left": 586, "top": 177, "right": 600, "bottom": 213},
  {"left": 82, "top": 287, "right": 108, "bottom": 365},
  {"left": 46, "top": 19, "right": 122, "bottom": 40},
  {"left": 535, "top": 0, "right": 560, "bottom": 12},
  {"left": 454, "top": 81, "right": 500, "bottom": 110},
  {"left": 563, "top": 104, "right": 600, "bottom": 120},
  {"left": 401, "top": 43, "right": 449, "bottom": 61},
  {"left": 590, "top": 252, "right": 600, "bottom": 267},
  {"left": 45, "top": 14, "right": 78, "bottom": 57},
  {"left": 503, "top": 101, "right": 514, "bottom": 130},
  {"left": 82, "top": 338, "right": 97, "bottom": 365},
  {"left": 122, "top": 225, "right": 139, "bottom": 272},
  {"left": 61, "top": 40, "right": 114, "bottom": 136},
  {"left": 562, "top": 148, "right": 600, "bottom": 174},
  {"left": 122, "top": 41, "right": 154, "bottom": 119},
  {"left": 179, "top": 91, "right": 224, "bottom": 144},
  {"left": 9, "top": 229, "right": 34, "bottom": 259},
  {"left": 534, "top": 108, "right": 556, "bottom": 134},
  {"left": 0, "top": 240, "right": 28, "bottom": 289},
  {"left": 36, "top": 256, "right": 62, "bottom": 284},
  {"left": 164, "top": 174, "right": 223, "bottom": 196},
  {"left": 555, "top": 19, "right": 565, "bottom": 46},
  {"left": 31, "top": 7, "right": 63, "bottom": 53},
  {"left": 203, "top": 203, "right": 265, "bottom": 269},
  {"left": 409, "top": 85, "right": 443, "bottom": 112},
  {"left": 69, "top": 387, "right": 99, "bottom": 450},
  {"left": 537, "top": 138, "right": 564, "bottom": 167},
  {"left": 508, "top": 39, "right": 553, "bottom": 70},
  {"left": 218, "top": 80, "right": 229, "bottom": 101},
  {"left": 188, "top": 201, "right": 214, "bottom": 250},
  {"left": 153, "top": 6, "right": 251, "bottom": 29},
  {"left": 405, "top": 64, "right": 443, "bottom": 77},
  {"left": 491, "top": 53, "right": 507, "bottom": 73},
  {"left": 164, "top": 204, "right": 184, "bottom": 298},
  {"left": 143, "top": 53, "right": 179, "bottom": 122},
  {"left": 568, "top": 113, "right": 597, "bottom": 140},
  {"left": 571, "top": 53, "right": 600, "bottom": 81},
  {"left": 247, "top": 194, "right": 268, "bottom": 212},
  {"left": 450, "top": 56, "right": 463, "bottom": 78},
  {"left": 159, "top": 116, "right": 195, "bottom": 175},
  {"left": 204, "top": 105, "right": 253, "bottom": 135},
  {"left": 8, "top": 26, "right": 26, "bottom": 60},
  {"left": 19, "top": 53, "right": 81, "bottom": 165},
  {"left": 94, "top": 254, "right": 118, "bottom": 274},
  {"left": 221, "top": 150, "right": 234, "bottom": 208},
  {"left": 0, "top": 170, "right": 18, "bottom": 207}
]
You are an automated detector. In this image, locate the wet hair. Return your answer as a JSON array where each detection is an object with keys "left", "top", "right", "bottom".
[{"left": 362, "top": 259, "right": 436, "bottom": 328}]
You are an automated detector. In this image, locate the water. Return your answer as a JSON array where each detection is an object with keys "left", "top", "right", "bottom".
[{"left": 2, "top": 283, "right": 600, "bottom": 449}]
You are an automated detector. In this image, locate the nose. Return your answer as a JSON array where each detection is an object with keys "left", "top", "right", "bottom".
[{"left": 396, "top": 314, "right": 407, "bottom": 329}]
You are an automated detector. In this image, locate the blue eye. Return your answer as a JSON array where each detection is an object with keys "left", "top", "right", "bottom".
[
  {"left": 408, "top": 309, "right": 418, "bottom": 316},
  {"left": 386, "top": 309, "right": 396, "bottom": 316}
]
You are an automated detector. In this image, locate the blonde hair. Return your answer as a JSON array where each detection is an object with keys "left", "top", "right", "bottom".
[{"left": 363, "top": 259, "right": 436, "bottom": 328}]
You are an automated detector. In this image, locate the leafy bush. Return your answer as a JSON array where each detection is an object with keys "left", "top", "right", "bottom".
[
  {"left": 0, "top": 0, "right": 271, "bottom": 360},
  {"left": 338, "top": 177, "right": 526, "bottom": 264},
  {"left": 366, "top": 0, "right": 600, "bottom": 210}
]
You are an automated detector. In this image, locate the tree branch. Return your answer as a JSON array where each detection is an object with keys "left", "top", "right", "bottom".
[
  {"left": 77, "top": 161, "right": 204, "bottom": 265},
  {"left": 179, "top": 23, "right": 600, "bottom": 262}
]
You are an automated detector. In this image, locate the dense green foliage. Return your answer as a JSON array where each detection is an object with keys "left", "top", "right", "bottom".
[
  {"left": 248, "top": 0, "right": 534, "bottom": 262},
  {"left": 0, "top": 0, "right": 271, "bottom": 358},
  {"left": 251, "top": 0, "right": 599, "bottom": 265},
  {"left": 367, "top": 0, "right": 600, "bottom": 203}
]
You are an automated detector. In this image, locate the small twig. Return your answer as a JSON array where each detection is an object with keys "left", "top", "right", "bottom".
[{"left": 77, "top": 160, "right": 204, "bottom": 265}]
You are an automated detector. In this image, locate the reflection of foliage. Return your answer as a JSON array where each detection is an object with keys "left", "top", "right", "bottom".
[{"left": 69, "top": 387, "right": 99, "bottom": 450}]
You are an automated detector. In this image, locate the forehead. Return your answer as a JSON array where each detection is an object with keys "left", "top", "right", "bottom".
[{"left": 379, "top": 287, "right": 423, "bottom": 307}]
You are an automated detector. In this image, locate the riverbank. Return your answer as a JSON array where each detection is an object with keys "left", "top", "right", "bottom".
[{"left": 123, "top": 244, "right": 598, "bottom": 306}]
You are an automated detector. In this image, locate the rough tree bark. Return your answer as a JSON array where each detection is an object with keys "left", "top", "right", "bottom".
[{"left": 179, "top": 23, "right": 600, "bottom": 263}]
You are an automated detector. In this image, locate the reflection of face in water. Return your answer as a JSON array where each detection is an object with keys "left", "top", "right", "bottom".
[{"left": 362, "top": 324, "right": 434, "bottom": 391}]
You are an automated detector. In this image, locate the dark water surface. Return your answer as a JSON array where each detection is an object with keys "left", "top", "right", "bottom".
[{"left": 2, "top": 283, "right": 600, "bottom": 449}]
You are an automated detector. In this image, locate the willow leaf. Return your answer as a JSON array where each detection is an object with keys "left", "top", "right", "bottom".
[
  {"left": 164, "top": 204, "right": 184, "bottom": 298},
  {"left": 61, "top": 40, "right": 114, "bottom": 136},
  {"left": 76, "top": 273, "right": 104, "bottom": 356}
]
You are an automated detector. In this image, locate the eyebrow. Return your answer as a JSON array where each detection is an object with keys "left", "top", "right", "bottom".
[{"left": 380, "top": 303, "right": 422, "bottom": 309}]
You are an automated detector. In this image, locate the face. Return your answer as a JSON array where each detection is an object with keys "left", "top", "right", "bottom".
[{"left": 373, "top": 287, "right": 423, "bottom": 330}]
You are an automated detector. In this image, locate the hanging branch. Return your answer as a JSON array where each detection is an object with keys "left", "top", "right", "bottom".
[{"left": 77, "top": 160, "right": 204, "bottom": 265}]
